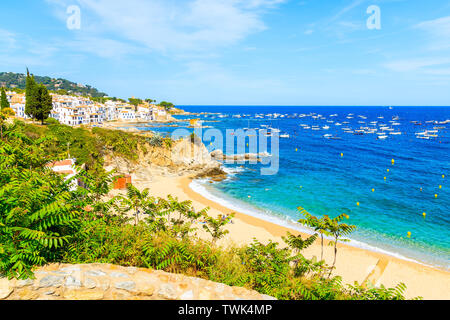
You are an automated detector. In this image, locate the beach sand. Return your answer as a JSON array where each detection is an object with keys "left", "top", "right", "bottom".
[{"left": 135, "top": 173, "right": 450, "bottom": 300}]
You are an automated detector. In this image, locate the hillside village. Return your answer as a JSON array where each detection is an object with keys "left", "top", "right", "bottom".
[{"left": 4, "top": 90, "right": 175, "bottom": 126}]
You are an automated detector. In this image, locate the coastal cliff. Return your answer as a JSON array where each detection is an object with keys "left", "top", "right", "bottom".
[{"left": 103, "top": 135, "right": 227, "bottom": 183}]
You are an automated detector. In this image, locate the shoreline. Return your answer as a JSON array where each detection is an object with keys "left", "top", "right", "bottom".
[
  {"left": 187, "top": 178, "right": 448, "bottom": 272},
  {"left": 174, "top": 175, "right": 450, "bottom": 300}
]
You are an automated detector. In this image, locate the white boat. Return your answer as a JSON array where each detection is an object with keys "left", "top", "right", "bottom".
[
  {"left": 389, "top": 132, "right": 402, "bottom": 135},
  {"left": 378, "top": 135, "right": 388, "bottom": 140},
  {"left": 280, "top": 134, "right": 290, "bottom": 138}
]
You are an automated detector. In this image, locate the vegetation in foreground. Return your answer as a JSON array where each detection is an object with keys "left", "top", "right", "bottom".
[{"left": 0, "top": 120, "right": 421, "bottom": 300}]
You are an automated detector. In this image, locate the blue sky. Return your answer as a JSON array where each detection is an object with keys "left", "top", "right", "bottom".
[{"left": 1, "top": 0, "right": 450, "bottom": 105}]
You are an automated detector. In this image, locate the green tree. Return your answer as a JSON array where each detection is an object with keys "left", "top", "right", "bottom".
[
  {"left": 118, "top": 183, "right": 150, "bottom": 226},
  {"left": 322, "top": 214, "right": 356, "bottom": 278},
  {"left": 202, "top": 213, "right": 234, "bottom": 244},
  {"left": 0, "top": 107, "right": 15, "bottom": 140},
  {"left": 128, "top": 97, "right": 143, "bottom": 108},
  {"left": 34, "top": 84, "right": 53, "bottom": 125},
  {"left": 25, "top": 69, "right": 38, "bottom": 119},
  {"left": 297, "top": 206, "right": 330, "bottom": 262},
  {"left": 1, "top": 87, "right": 10, "bottom": 110},
  {"left": 0, "top": 133, "right": 83, "bottom": 279},
  {"left": 159, "top": 101, "right": 174, "bottom": 111},
  {"left": 25, "top": 70, "right": 53, "bottom": 124}
]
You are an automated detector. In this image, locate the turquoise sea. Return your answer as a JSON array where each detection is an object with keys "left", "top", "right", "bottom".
[{"left": 135, "top": 106, "right": 450, "bottom": 270}]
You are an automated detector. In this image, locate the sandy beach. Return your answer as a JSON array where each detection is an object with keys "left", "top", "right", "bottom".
[{"left": 133, "top": 172, "right": 450, "bottom": 300}]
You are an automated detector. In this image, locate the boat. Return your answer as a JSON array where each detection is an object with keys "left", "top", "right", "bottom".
[{"left": 280, "top": 134, "right": 290, "bottom": 138}]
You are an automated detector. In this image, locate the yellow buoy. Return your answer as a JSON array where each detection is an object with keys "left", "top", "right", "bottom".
[
  {"left": 423, "top": 212, "right": 426, "bottom": 218},
  {"left": 439, "top": 185, "right": 442, "bottom": 189},
  {"left": 341, "top": 153, "right": 344, "bottom": 157},
  {"left": 443, "top": 175, "right": 445, "bottom": 179},
  {"left": 384, "top": 176, "right": 387, "bottom": 180},
  {"left": 387, "top": 169, "right": 390, "bottom": 173},
  {"left": 435, "top": 194, "right": 438, "bottom": 198},
  {"left": 356, "top": 202, "right": 360, "bottom": 206},
  {"left": 372, "top": 188, "right": 375, "bottom": 192},
  {"left": 391, "top": 159, "right": 395, "bottom": 165},
  {"left": 407, "top": 231, "right": 411, "bottom": 238},
  {"left": 295, "top": 148, "right": 298, "bottom": 152}
]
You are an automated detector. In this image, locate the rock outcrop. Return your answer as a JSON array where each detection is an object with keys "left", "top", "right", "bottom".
[
  {"left": 210, "top": 149, "right": 270, "bottom": 163},
  {"left": 103, "top": 136, "right": 226, "bottom": 184},
  {"left": 0, "top": 264, "right": 276, "bottom": 300}
]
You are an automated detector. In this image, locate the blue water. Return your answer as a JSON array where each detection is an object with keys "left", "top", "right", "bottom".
[{"left": 137, "top": 106, "right": 450, "bottom": 269}]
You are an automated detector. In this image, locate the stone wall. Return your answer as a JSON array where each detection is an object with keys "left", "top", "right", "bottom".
[{"left": 0, "top": 263, "right": 276, "bottom": 300}]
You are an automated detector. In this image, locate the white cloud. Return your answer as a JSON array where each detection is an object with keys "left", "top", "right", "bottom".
[
  {"left": 0, "top": 29, "right": 17, "bottom": 51},
  {"left": 46, "top": 0, "right": 285, "bottom": 54},
  {"left": 415, "top": 16, "right": 450, "bottom": 50},
  {"left": 383, "top": 57, "right": 450, "bottom": 73}
]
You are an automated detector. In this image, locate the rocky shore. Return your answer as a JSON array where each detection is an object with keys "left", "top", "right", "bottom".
[{"left": 103, "top": 135, "right": 227, "bottom": 185}]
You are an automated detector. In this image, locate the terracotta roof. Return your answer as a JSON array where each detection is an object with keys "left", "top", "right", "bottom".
[{"left": 47, "top": 159, "right": 74, "bottom": 167}]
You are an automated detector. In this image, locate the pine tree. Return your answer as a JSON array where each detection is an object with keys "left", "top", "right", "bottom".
[
  {"left": 25, "top": 69, "right": 53, "bottom": 124},
  {"left": 0, "top": 87, "right": 9, "bottom": 110},
  {"left": 35, "top": 84, "right": 53, "bottom": 125},
  {"left": 25, "top": 68, "right": 38, "bottom": 119}
]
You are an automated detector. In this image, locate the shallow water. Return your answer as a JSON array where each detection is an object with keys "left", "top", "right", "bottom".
[{"left": 138, "top": 106, "right": 450, "bottom": 269}]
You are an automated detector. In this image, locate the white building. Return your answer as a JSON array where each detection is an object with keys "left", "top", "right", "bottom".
[{"left": 46, "top": 159, "right": 78, "bottom": 191}]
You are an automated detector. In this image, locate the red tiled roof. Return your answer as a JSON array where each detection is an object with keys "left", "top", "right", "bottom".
[{"left": 47, "top": 160, "right": 74, "bottom": 167}]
